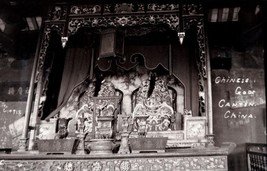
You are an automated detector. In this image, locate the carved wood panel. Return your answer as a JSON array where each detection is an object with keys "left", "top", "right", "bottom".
[{"left": 0, "top": 155, "right": 228, "bottom": 171}]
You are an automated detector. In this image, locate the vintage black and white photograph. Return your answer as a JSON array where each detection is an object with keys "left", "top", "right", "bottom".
[{"left": 0, "top": 0, "right": 266, "bottom": 170}]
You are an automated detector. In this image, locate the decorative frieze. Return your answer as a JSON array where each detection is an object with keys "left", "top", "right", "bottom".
[
  {"left": 0, "top": 156, "right": 227, "bottom": 171},
  {"left": 47, "top": 5, "right": 68, "bottom": 21},
  {"left": 68, "top": 4, "right": 179, "bottom": 16},
  {"left": 182, "top": 4, "right": 203, "bottom": 16},
  {"left": 114, "top": 3, "right": 135, "bottom": 13},
  {"left": 70, "top": 5, "right": 102, "bottom": 15},
  {"left": 147, "top": 4, "right": 180, "bottom": 12},
  {"left": 68, "top": 14, "right": 180, "bottom": 36}
]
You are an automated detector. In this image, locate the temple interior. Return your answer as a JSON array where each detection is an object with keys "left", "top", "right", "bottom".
[{"left": 0, "top": 1, "right": 266, "bottom": 171}]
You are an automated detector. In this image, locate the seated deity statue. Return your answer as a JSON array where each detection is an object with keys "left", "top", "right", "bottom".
[
  {"left": 76, "top": 79, "right": 119, "bottom": 139},
  {"left": 132, "top": 75, "right": 175, "bottom": 133},
  {"left": 58, "top": 78, "right": 119, "bottom": 139}
]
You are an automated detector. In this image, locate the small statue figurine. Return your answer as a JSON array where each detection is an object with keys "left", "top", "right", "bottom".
[
  {"left": 118, "top": 114, "right": 132, "bottom": 154},
  {"left": 56, "top": 118, "right": 72, "bottom": 139},
  {"left": 76, "top": 114, "right": 86, "bottom": 155},
  {"left": 136, "top": 117, "right": 148, "bottom": 137}
]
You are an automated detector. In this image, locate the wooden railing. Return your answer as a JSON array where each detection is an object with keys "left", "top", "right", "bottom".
[{"left": 247, "top": 143, "right": 267, "bottom": 171}]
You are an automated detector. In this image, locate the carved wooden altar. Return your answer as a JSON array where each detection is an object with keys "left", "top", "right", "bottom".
[
  {"left": 5, "top": 1, "right": 233, "bottom": 171},
  {"left": 0, "top": 150, "right": 229, "bottom": 171}
]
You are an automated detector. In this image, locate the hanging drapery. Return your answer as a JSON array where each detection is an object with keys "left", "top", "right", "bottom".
[
  {"left": 45, "top": 47, "right": 92, "bottom": 120},
  {"left": 58, "top": 47, "right": 91, "bottom": 105},
  {"left": 96, "top": 27, "right": 172, "bottom": 72}
]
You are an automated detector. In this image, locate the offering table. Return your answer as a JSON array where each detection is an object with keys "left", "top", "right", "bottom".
[{"left": 0, "top": 147, "right": 230, "bottom": 171}]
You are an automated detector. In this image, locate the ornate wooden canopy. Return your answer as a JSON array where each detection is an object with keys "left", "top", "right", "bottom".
[{"left": 18, "top": 2, "right": 214, "bottom": 151}]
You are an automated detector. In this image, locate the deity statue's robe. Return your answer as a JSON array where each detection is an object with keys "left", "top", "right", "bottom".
[
  {"left": 59, "top": 79, "right": 119, "bottom": 139},
  {"left": 132, "top": 77, "right": 175, "bottom": 132}
]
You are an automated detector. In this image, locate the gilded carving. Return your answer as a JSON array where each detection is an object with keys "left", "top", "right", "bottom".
[
  {"left": 36, "top": 119, "right": 57, "bottom": 139},
  {"left": 47, "top": 5, "right": 68, "bottom": 21},
  {"left": 75, "top": 80, "right": 119, "bottom": 140},
  {"left": 182, "top": 4, "right": 203, "bottom": 15},
  {"left": 115, "top": 3, "right": 134, "bottom": 13},
  {"left": 183, "top": 17, "right": 206, "bottom": 78},
  {"left": 39, "top": 3, "right": 208, "bottom": 120},
  {"left": 147, "top": 4, "right": 179, "bottom": 11},
  {"left": 68, "top": 3, "right": 181, "bottom": 16},
  {"left": 91, "top": 161, "right": 103, "bottom": 171},
  {"left": 0, "top": 156, "right": 227, "bottom": 170},
  {"left": 70, "top": 5, "right": 101, "bottom": 15},
  {"left": 34, "top": 23, "right": 65, "bottom": 118},
  {"left": 182, "top": 17, "right": 206, "bottom": 116},
  {"left": 32, "top": 2, "right": 213, "bottom": 154},
  {"left": 132, "top": 78, "right": 174, "bottom": 132},
  {"left": 35, "top": 24, "right": 65, "bottom": 83},
  {"left": 103, "top": 3, "right": 178, "bottom": 14},
  {"left": 68, "top": 15, "right": 179, "bottom": 36},
  {"left": 119, "top": 160, "right": 131, "bottom": 171},
  {"left": 184, "top": 117, "right": 206, "bottom": 140},
  {"left": 64, "top": 162, "right": 74, "bottom": 171}
]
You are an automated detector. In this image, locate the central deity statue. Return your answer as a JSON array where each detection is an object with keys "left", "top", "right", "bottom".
[
  {"left": 57, "top": 69, "right": 179, "bottom": 143},
  {"left": 132, "top": 76, "right": 175, "bottom": 133}
]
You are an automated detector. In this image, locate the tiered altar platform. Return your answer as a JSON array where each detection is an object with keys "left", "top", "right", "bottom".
[{"left": 0, "top": 147, "right": 229, "bottom": 171}]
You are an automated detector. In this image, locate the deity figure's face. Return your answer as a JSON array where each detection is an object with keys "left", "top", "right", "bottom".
[
  {"left": 160, "top": 106, "right": 172, "bottom": 117},
  {"left": 107, "top": 105, "right": 114, "bottom": 116},
  {"left": 144, "top": 97, "right": 160, "bottom": 109}
]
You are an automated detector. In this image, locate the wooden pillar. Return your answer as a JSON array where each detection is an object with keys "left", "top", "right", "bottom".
[
  {"left": 17, "top": 32, "right": 42, "bottom": 152},
  {"left": 206, "top": 36, "right": 214, "bottom": 136},
  {"left": 25, "top": 4, "right": 67, "bottom": 151}
]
